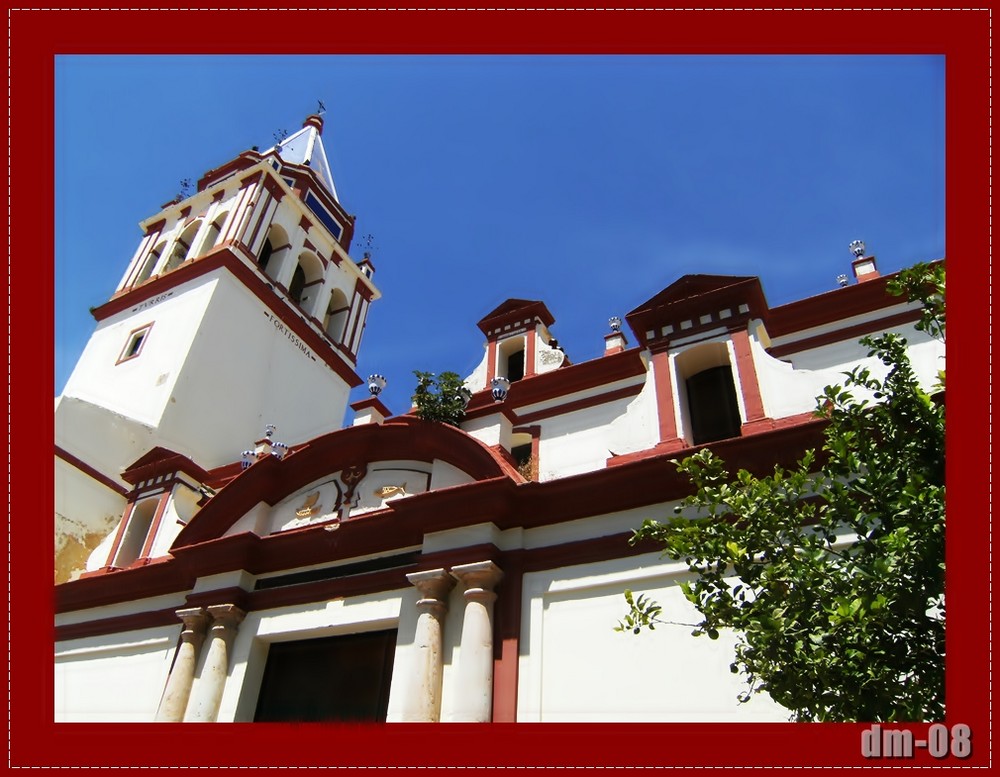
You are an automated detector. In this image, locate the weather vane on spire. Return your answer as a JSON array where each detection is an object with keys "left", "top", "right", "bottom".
[{"left": 317, "top": 99, "right": 326, "bottom": 115}]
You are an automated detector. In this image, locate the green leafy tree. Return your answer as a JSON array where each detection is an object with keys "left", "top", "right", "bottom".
[
  {"left": 411, "top": 370, "right": 470, "bottom": 426},
  {"left": 618, "top": 263, "right": 945, "bottom": 722}
]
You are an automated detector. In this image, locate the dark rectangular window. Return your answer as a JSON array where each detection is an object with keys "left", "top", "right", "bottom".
[
  {"left": 687, "top": 365, "right": 742, "bottom": 445},
  {"left": 254, "top": 630, "right": 396, "bottom": 722},
  {"left": 506, "top": 350, "right": 525, "bottom": 382}
]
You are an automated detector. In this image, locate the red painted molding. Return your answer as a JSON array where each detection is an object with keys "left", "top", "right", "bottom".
[
  {"left": 55, "top": 445, "right": 128, "bottom": 497},
  {"left": 466, "top": 347, "right": 646, "bottom": 416},
  {"left": 766, "top": 265, "right": 930, "bottom": 337},
  {"left": 730, "top": 328, "right": 767, "bottom": 423},
  {"left": 767, "top": 308, "right": 923, "bottom": 358},
  {"left": 477, "top": 299, "right": 555, "bottom": 337},
  {"left": 55, "top": 419, "right": 828, "bottom": 616},
  {"left": 515, "top": 382, "right": 642, "bottom": 425},
  {"left": 143, "top": 219, "right": 166, "bottom": 236},
  {"left": 56, "top": 607, "right": 180, "bottom": 642},
  {"left": 121, "top": 446, "right": 211, "bottom": 487},
  {"left": 651, "top": 349, "right": 679, "bottom": 443}
]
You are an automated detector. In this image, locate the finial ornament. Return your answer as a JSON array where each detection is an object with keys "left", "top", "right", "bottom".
[
  {"left": 609, "top": 316, "right": 622, "bottom": 332},
  {"left": 849, "top": 239, "right": 866, "bottom": 259},
  {"left": 317, "top": 99, "right": 326, "bottom": 115},
  {"left": 368, "top": 374, "right": 387, "bottom": 396},
  {"left": 490, "top": 376, "right": 511, "bottom": 403}
]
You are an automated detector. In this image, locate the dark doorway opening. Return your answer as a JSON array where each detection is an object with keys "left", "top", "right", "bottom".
[{"left": 254, "top": 629, "right": 397, "bottom": 722}]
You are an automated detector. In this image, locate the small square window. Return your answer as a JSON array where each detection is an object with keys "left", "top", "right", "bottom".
[{"left": 116, "top": 323, "right": 153, "bottom": 365}]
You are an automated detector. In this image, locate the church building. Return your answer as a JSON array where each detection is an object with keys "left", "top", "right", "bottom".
[{"left": 54, "top": 115, "right": 944, "bottom": 723}]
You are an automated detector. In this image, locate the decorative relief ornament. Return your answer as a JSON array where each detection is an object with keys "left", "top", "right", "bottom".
[
  {"left": 294, "top": 491, "right": 322, "bottom": 517},
  {"left": 374, "top": 484, "right": 407, "bottom": 499}
]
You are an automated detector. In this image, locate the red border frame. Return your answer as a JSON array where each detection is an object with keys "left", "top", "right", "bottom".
[{"left": 18, "top": 6, "right": 989, "bottom": 769}]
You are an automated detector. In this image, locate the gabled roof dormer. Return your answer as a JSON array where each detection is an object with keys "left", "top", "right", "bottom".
[{"left": 626, "top": 274, "right": 770, "bottom": 348}]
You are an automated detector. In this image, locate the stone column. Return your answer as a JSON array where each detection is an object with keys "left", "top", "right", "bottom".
[
  {"left": 450, "top": 561, "right": 504, "bottom": 722},
  {"left": 401, "top": 568, "right": 455, "bottom": 722},
  {"left": 184, "top": 604, "right": 246, "bottom": 722},
  {"left": 155, "top": 607, "right": 209, "bottom": 722}
]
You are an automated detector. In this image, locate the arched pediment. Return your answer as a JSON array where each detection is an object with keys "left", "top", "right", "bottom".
[{"left": 171, "top": 416, "right": 518, "bottom": 548}]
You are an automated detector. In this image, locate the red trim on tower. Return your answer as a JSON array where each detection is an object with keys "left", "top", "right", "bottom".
[
  {"left": 298, "top": 215, "right": 312, "bottom": 232},
  {"left": 143, "top": 219, "right": 166, "bottom": 236},
  {"left": 55, "top": 446, "right": 128, "bottom": 497}
]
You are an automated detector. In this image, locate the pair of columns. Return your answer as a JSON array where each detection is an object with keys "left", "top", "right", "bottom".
[
  {"left": 155, "top": 603, "right": 245, "bottom": 722},
  {"left": 403, "top": 560, "right": 503, "bottom": 723}
]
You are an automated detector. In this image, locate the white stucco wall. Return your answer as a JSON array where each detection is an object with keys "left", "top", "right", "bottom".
[
  {"left": 155, "top": 273, "right": 354, "bottom": 468},
  {"left": 55, "top": 627, "right": 177, "bottom": 722},
  {"left": 517, "top": 554, "right": 791, "bottom": 722},
  {"left": 754, "top": 323, "right": 944, "bottom": 420},
  {"left": 536, "top": 396, "right": 636, "bottom": 480}
]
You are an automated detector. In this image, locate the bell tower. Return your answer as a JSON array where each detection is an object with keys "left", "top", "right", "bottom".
[{"left": 55, "top": 114, "right": 380, "bottom": 581}]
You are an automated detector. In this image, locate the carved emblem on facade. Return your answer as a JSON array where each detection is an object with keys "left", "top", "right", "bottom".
[
  {"left": 294, "top": 491, "right": 322, "bottom": 517},
  {"left": 374, "top": 484, "right": 407, "bottom": 499}
]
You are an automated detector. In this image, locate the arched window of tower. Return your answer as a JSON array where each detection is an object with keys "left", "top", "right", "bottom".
[
  {"left": 324, "top": 288, "right": 351, "bottom": 342},
  {"left": 163, "top": 220, "right": 202, "bottom": 273},
  {"left": 197, "top": 212, "right": 227, "bottom": 258},
  {"left": 259, "top": 223, "right": 290, "bottom": 280},
  {"left": 134, "top": 241, "right": 166, "bottom": 286},
  {"left": 288, "top": 265, "right": 306, "bottom": 307},
  {"left": 289, "top": 251, "right": 324, "bottom": 315}
]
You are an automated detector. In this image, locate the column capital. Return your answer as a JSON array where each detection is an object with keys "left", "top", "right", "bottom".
[
  {"left": 206, "top": 603, "right": 246, "bottom": 631},
  {"left": 175, "top": 607, "right": 209, "bottom": 643},
  {"left": 451, "top": 560, "right": 503, "bottom": 592},
  {"left": 406, "top": 568, "right": 455, "bottom": 603}
]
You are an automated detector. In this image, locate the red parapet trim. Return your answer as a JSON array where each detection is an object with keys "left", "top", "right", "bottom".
[
  {"left": 767, "top": 308, "right": 923, "bottom": 358},
  {"left": 731, "top": 328, "right": 766, "bottom": 422},
  {"left": 88, "top": 249, "right": 363, "bottom": 390},
  {"left": 56, "top": 606, "right": 180, "bottom": 642},
  {"left": 462, "top": 400, "right": 520, "bottom": 426},
  {"left": 651, "top": 349, "right": 679, "bottom": 443},
  {"left": 525, "top": 329, "right": 537, "bottom": 378},
  {"left": 138, "top": 493, "right": 171, "bottom": 560},
  {"left": 467, "top": 347, "right": 646, "bottom": 415},
  {"left": 55, "top": 420, "right": 829, "bottom": 615},
  {"left": 143, "top": 218, "right": 166, "bottom": 236},
  {"left": 55, "top": 445, "right": 129, "bottom": 497},
  {"left": 742, "top": 412, "right": 818, "bottom": 436},
  {"left": 515, "top": 382, "right": 642, "bottom": 425},
  {"left": 766, "top": 266, "right": 921, "bottom": 337}
]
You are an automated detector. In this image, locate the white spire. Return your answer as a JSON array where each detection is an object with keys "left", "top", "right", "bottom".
[{"left": 266, "top": 114, "right": 339, "bottom": 202}]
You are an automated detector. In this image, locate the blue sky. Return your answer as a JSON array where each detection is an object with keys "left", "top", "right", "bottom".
[{"left": 55, "top": 55, "right": 944, "bottom": 419}]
